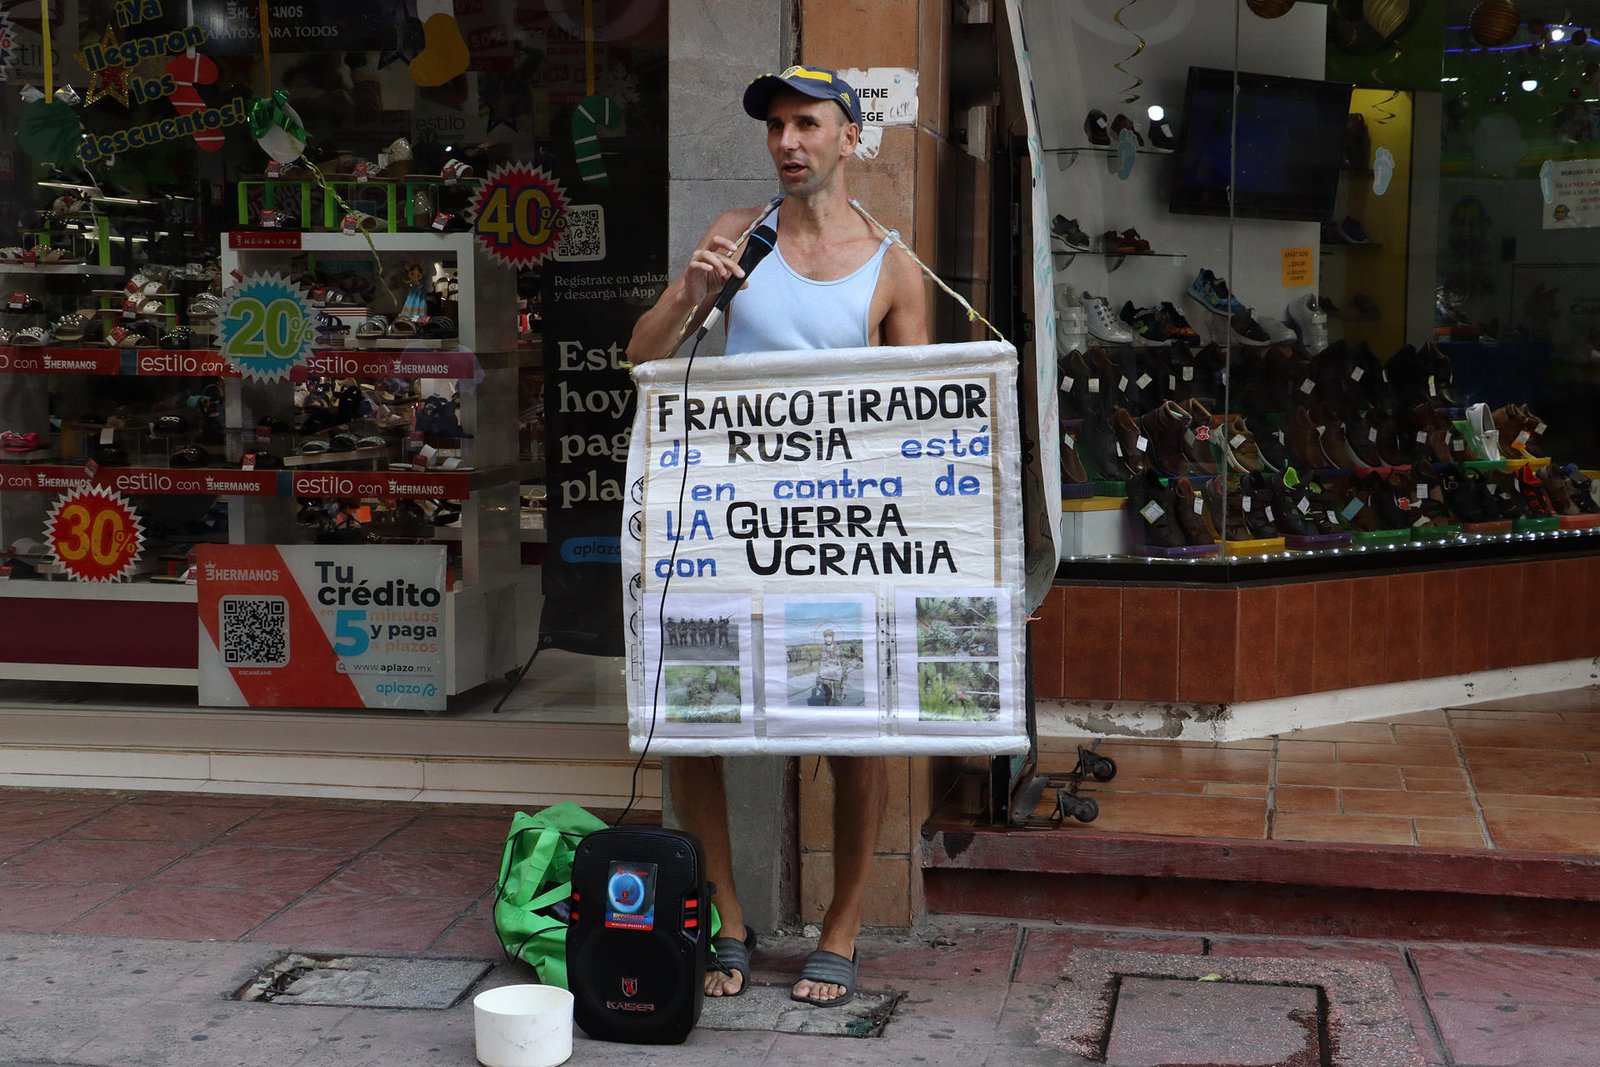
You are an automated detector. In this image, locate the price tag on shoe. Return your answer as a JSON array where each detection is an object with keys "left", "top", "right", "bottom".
[
  {"left": 1350, "top": 366, "right": 1364, "bottom": 382},
  {"left": 1535, "top": 422, "right": 1548, "bottom": 436},
  {"left": 1135, "top": 435, "right": 1148, "bottom": 453},
  {"left": 7, "top": 291, "right": 27, "bottom": 310},
  {"left": 1182, "top": 366, "right": 1194, "bottom": 381},
  {"left": 432, "top": 213, "right": 457, "bottom": 232},
  {"left": 1136, "top": 373, "right": 1152, "bottom": 390},
  {"left": 1230, "top": 434, "right": 1245, "bottom": 449},
  {"left": 1341, "top": 497, "right": 1365, "bottom": 521},
  {"left": 1297, "top": 496, "right": 1311, "bottom": 513},
  {"left": 1168, "top": 374, "right": 1177, "bottom": 391},
  {"left": 1417, "top": 482, "right": 1429, "bottom": 502},
  {"left": 1300, "top": 379, "right": 1315, "bottom": 395},
  {"left": 1118, "top": 375, "right": 1129, "bottom": 393},
  {"left": 1369, "top": 428, "right": 1380, "bottom": 443},
  {"left": 1138, "top": 500, "right": 1165, "bottom": 524},
  {"left": 1416, "top": 430, "right": 1429, "bottom": 445},
  {"left": 1515, "top": 430, "right": 1530, "bottom": 447},
  {"left": 1087, "top": 378, "right": 1100, "bottom": 394},
  {"left": 1428, "top": 376, "right": 1437, "bottom": 398},
  {"left": 1241, "top": 495, "right": 1252, "bottom": 512},
  {"left": 1060, "top": 376, "right": 1074, "bottom": 392},
  {"left": 1193, "top": 497, "right": 1205, "bottom": 515}
]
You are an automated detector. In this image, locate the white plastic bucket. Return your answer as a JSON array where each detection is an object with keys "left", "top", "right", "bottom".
[{"left": 473, "top": 983, "right": 574, "bottom": 1067}]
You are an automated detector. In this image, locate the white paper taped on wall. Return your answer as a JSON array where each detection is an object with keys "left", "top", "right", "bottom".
[{"left": 621, "top": 341, "right": 1029, "bottom": 756}]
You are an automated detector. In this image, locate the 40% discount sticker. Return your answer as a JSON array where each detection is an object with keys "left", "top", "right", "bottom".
[
  {"left": 467, "top": 162, "right": 571, "bottom": 268},
  {"left": 44, "top": 485, "right": 147, "bottom": 583}
]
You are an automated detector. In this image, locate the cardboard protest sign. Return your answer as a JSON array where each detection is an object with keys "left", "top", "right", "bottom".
[{"left": 621, "top": 341, "right": 1028, "bottom": 756}]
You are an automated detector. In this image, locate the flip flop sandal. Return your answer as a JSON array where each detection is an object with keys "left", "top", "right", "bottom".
[
  {"left": 355, "top": 315, "right": 389, "bottom": 339},
  {"left": 330, "top": 432, "right": 358, "bottom": 452},
  {"left": 141, "top": 281, "right": 166, "bottom": 296},
  {"left": 159, "top": 327, "right": 193, "bottom": 348},
  {"left": 13, "top": 326, "right": 50, "bottom": 346},
  {"left": 299, "top": 439, "right": 331, "bottom": 454},
  {"left": 791, "top": 949, "right": 858, "bottom": 1008},
  {"left": 709, "top": 928, "right": 757, "bottom": 997},
  {"left": 37, "top": 247, "right": 73, "bottom": 263},
  {"left": 139, "top": 297, "right": 167, "bottom": 315},
  {"left": 315, "top": 312, "right": 350, "bottom": 339},
  {"left": 388, "top": 317, "right": 418, "bottom": 338},
  {"left": 355, "top": 435, "right": 389, "bottom": 450},
  {"left": 441, "top": 158, "right": 474, "bottom": 181},
  {"left": 152, "top": 414, "right": 190, "bottom": 435}
]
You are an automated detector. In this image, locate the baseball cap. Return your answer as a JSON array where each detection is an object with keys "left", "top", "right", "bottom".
[{"left": 743, "top": 65, "right": 862, "bottom": 127}]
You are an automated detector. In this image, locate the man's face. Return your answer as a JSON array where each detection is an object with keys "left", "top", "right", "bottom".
[{"left": 767, "top": 91, "right": 858, "bottom": 197}]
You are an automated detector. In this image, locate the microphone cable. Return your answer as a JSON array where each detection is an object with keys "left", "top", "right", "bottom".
[{"left": 614, "top": 196, "right": 784, "bottom": 827}]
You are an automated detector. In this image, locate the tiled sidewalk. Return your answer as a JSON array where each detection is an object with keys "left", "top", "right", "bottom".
[
  {"left": 0, "top": 788, "right": 516, "bottom": 952},
  {"left": 1037, "top": 689, "right": 1600, "bottom": 852}
]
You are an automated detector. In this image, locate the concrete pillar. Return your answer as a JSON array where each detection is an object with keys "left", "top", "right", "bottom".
[{"left": 661, "top": 0, "right": 797, "bottom": 937}]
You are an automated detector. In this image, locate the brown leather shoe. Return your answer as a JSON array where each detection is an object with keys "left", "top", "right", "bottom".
[
  {"left": 1217, "top": 414, "right": 1268, "bottom": 474},
  {"left": 1138, "top": 401, "right": 1193, "bottom": 478},
  {"left": 1060, "top": 349, "right": 1098, "bottom": 419},
  {"left": 1113, "top": 407, "right": 1152, "bottom": 478},
  {"left": 1061, "top": 424, "right": 1091, "bottom": 484},
  {"left": 1410, "top": 402, "right": 1454, "bottom": 464},
  {"left": 1540, "top": 464, "right": 1578, "bottom": 515},
  {"left": 1515, "top": 404, "right": 1547, "bottom": 458},
  {"left": 1492, "top": 405, "right": 1527, "bottom": 457},
  {"left": 1289, "top": 405, "right": 1333, "bottom": 470},
  {"left": 1182, "top": 398, "right": 1219, "bottom": 475},
  {"left": 1173, "top": 477, "right": 1218, "bottom": 544}
]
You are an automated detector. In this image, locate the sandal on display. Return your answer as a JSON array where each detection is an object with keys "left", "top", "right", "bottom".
[
  {"left": 791, "top": 949, "right": 858, "bottom": 1008},
  {"left": 53, "top": 313, "right": 89, "bottom": 341},
  {"left": 14, "top": 326, "right": 50, "bottom": 345},
  {"left": 388, "top": 316, "right": 418, "bottom": 337},
  {"left": 708, "top": 927, "right": 757, "bottom": 998},
  {"left": 417, "top": 315, "right": 456, "bottom": 339},
  {"left": 356, "top": 315, "right": 389, "bottom": 339}
]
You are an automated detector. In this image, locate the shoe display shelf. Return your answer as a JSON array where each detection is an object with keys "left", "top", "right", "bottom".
[
  {"left": 1051, "top": 247, "right": 1187, "bottom": 275},
  {"left": 236, "top": 174, "right": 484, "bottom": 234},
  {"left": 218, "top": 229, "right": 528, "bottom": 695}
]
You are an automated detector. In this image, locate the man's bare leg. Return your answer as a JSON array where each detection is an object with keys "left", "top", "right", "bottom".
[
  {"left": 793, "top": 755, "right": 887, "bottom": 1003},
  {"left": 669, "top": 755, "right": 746, "bottom": 996}
]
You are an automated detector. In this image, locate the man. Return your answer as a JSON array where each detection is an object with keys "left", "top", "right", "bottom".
[{"left": 626, "top": 65, "right": 928, "bottom": 1007}]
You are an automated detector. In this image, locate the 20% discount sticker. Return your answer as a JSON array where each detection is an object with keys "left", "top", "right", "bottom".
[
  {"left": 219, "top": 273, "right": 317, "bottom": 382},
  {"left": 44, "top": 485, "right": 147, "bottom": 583}
]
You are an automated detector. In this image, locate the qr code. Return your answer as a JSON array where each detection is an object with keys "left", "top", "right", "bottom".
[
  {"left": 554, "top": 203, "right": 605, "bottom": 262},
  {"left": 220, "top": 596, "right": 289, "bottom": 667}
]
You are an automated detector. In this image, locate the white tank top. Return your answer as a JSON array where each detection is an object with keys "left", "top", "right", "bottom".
[{"left": 724, "top": 225, "right": 892, "bottom": 355}]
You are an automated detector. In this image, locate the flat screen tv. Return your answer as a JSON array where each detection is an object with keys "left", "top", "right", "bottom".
[{"left": 1169, "top": 66, "right": 1353, "bottom": 222}]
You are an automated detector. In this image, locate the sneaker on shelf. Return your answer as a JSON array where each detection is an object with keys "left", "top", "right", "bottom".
[
  {"left": 1110, "top": 113, "right": 1144, "bottom": 146},
  {"left": 1100, "top": 230, "right": 1139, "bottom": 255},
  {"left": 1050, "top": 214, "right": 1093, "bottom": 251},
  {"left": 1187, "top": 269, "right": 1246, "bottom": 317},
  {"left": 1286, "top": 293, "right": 1329, "bottom": 336},
  {"left": 1083, "top": 109, "right": 1110, "bottom": 146},
  {"left": 1155, "top": 302, "right": 1200, "bottom": 344},
  {"left": 1320, "top": 220, "right": 1346, "bottom": 245},
  {"left": 1147, "top": 116, "right": 1177, "bottom": 153},
  {"left": 1230, "top": 309, "right": 1272, "bottom": 347},
  {"left": 1081, "top": 291, "right": 1134, "bottom": 344},
  {"left": 1119, "top": 301, "right": 1174, "bottom": 346},
  {"left": 1257, "top": 315, "right": 1298, "bottom": 344},
  {"left": 1338, "top": 216, "right": 1371, "bottom": 244}
]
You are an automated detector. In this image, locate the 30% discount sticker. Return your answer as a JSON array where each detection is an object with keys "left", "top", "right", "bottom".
[
  {"left": 44, "top": 485, "right": 146, "bottom": 583},
  {"left": 219, "top": 273, "right": 317, "bottom": 382}
]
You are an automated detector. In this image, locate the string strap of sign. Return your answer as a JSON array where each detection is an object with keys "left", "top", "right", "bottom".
[
  {"left": 847, "top": 197, "right": 1007, "bottom": 343},
  {"left": 40, "top": 0, "right": 52, "bottom": 97}
]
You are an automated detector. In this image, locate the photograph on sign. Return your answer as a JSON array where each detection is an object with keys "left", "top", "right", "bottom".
[
  {"left": 894, "top": 588, "right": 1014, "bottom": 735},
  {"left": 762, "top": 593, "right": 880, "bottom": 736},
  {"left": 641, "top": 591, "right": 756, "bottom": 737}
]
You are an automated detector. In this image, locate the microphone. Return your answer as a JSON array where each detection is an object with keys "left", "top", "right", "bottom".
[{"left": 695, "top": 224, "right": 777, "bottom": 339}]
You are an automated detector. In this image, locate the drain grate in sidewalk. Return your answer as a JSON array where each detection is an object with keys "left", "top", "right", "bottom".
[
  {"left": 1041, "top": 949, "right": 1425, "bottom": 1067},
  {"left": 1105, "top": 976, "right": 1322, "bottom": 1067},
  {"left": 234, "top": 953, "right": 492, "bottom": 1010}
]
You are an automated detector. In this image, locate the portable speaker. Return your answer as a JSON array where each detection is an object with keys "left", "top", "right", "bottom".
[{"left": 567, "top": 827, "right": 708, "bottom": 1045}]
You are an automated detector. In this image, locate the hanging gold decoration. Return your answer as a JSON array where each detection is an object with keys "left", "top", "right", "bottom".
[
  {"left": 1362, "top": 0, "right": 1409, "bottom": 39},
  {"left": 1245, "top": 0, "right": 1295, "bottom": 18},
  {"left": 1469, "top": 0, "right": 1520, "bottom": 47},
  {"left": 1112, "top": 0, "right": 1146, "bottom": 104}
]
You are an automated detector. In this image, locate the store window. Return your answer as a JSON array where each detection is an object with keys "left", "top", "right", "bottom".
[
  {"left": 0, "top": 0, "right": 667, "bottom": 719},
  {"left": 1022, "top": 0, "right": 1600, "bottom": 570}
]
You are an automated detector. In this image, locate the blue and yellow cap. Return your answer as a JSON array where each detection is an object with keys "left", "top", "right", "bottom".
[{"left": 743, "top": 65, "right": 862, "bottom": 127}]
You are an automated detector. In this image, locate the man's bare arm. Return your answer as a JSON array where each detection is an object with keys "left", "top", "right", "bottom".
[
  {"left": 626, "top": 208, "right": 763, "bottom": 363},
  {"left": 878, "top": 246, "right": 931, "bottom": 347}
]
